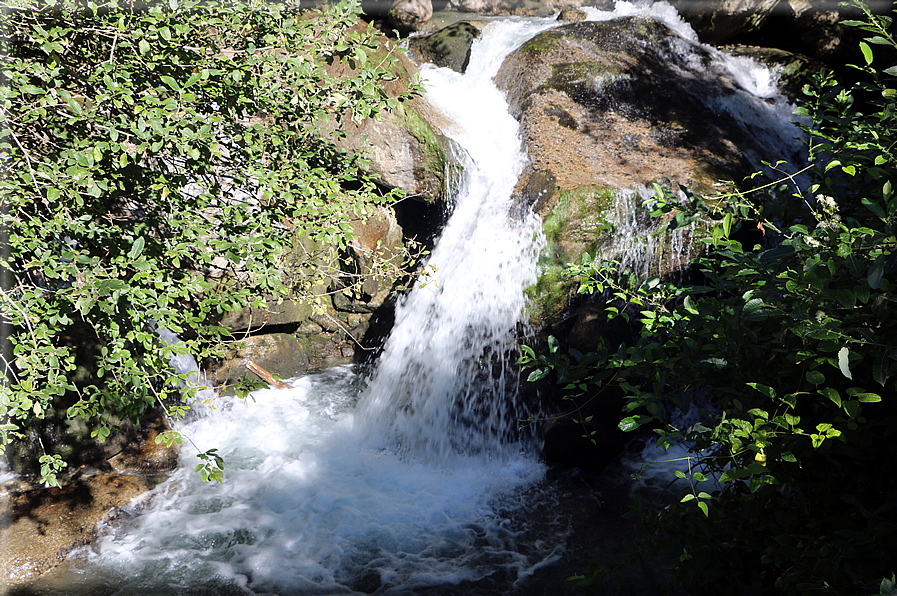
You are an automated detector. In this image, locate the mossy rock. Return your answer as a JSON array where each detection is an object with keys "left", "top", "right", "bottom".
[
  {"left": 528, "top": 186, "right": 617, "bottom": 324},
  {"left": 407, "top": 21, "right": 482, "bottom": 73}
]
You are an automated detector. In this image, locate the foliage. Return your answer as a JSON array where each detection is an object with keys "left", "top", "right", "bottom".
[
  {"left": 521, "top": 2, "right": 897, "bottom": 593},
  {"left": 0, "top": 0, "right": 415, "bottom": 486}
]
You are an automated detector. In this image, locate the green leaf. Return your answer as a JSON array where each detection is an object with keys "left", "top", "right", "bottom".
[
  {"left": 697, "top": 501, "right": 709, "bottom": 517},
  {"left": 805, "top": 370, "right": 825, "bottom": 385},
  {"left": 160, "top": 75, "right": 180, "bottom": 92},
  {"left": 526, "top": 368, "right": 549, "bottom": 382},
  {"left": 128, "top": 236, "right": 145, "bottom": 260},
  {"left": 618, "top": 416, "right": 641, "bottom": 432},
  {"left": 838, "top": 346, "right": 852, "bottom": 380},
  {"left": 723, "top": 212, "right": 733, "bottom": 238},
  {"left": 859, "top": 41, "right": 873, "bottom": 64},
  {"left": 862, "top": 197, "right": 887, "bottom": 219},
  {"left": 822, "top": 387, "right": 842, "bottom": 408},
  {"left": 873, "top": 351, "right": 890, "bottom": 386},
  {"left": 868, "top": 254, "right": 885, "bottom": 289},
  {"left": 746, "top": 382, "right": 775, "bottom": 399}
]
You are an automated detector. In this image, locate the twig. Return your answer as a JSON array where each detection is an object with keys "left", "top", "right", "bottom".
[{"left": 246, "top": 360, "right": 290, "bottom": 389}]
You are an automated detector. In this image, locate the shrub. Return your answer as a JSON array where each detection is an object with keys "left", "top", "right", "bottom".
[
  {"left": 0, "top": 0, "right": 412, "bottom": 485},
  {"left": 521, "top": 2, "right": 897, "bottom": 592}
]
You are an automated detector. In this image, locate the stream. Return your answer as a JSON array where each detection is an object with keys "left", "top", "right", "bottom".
[{"left": 21, "top": 4, "right": 804, "bottom": 595}]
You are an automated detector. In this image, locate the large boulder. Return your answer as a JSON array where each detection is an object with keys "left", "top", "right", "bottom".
[
  {"left": 495, "top": 16, "right": 806, "bottom": 322},
  {"left": 208, "top": 333, "right": 311, "bottom": 393},
  {"left": 325, "top": 24, "right": 464, "bottom": 205},
  {"left": 209, "top": 24, "right": 463, "bottom": 379},
  {"left": 389, "top": 0, "right": 434, "bottom": 33},
  {"left": 0, "top": 473, "right": 159, "bottom": 586}
]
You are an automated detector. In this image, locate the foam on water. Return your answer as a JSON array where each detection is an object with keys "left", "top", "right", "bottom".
[
  {"left": 77, "top": 368, "right": 548, "bottom": 595},
  {"left": 52, "top": 5, "right": 808, "bottom": 594}
]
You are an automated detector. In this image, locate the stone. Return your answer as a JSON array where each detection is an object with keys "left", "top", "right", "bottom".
[
  {"left": 218, "top": 299, "right": 314, "bottom": 333},
  {"left": 496, "top": 17, "right": 807, "bottom": 325},
  {"left": 557, "top": 8, "right": 587, "bottom": 22},
  {"left": 669, "top": 0, "right": 780, "bottom": 44},
  {"left": 208, "top": 333, "right": 311, "bottom": 392},
  {"left": 108, "top": 412, "right": 179, "bottom": 475},
  {"left": 448, "top": 0, "right": 585, "bottom": 17},
  {"left": 389, "top": 0, "right": 434, "bottom": 33},
  {"left": 407, "top": 21, "right": 483, "bottom": 73},
  {"left": 0, "top": 473, "right": 158, "bottom": 587}
]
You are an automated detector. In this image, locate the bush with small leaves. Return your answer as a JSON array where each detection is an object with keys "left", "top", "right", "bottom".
[{"left": 0, "top": 0, "right": 415, "bottom": 486}]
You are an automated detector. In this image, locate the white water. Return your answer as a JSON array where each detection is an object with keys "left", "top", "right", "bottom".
[
  {"left": 59, "top": 16, "right": 563, "bottom": 596},
  {"left": 38, "top": 5, "right": 808, "bottom": 595},
  {"left": 356, "top": 18, "right": 554, "bottom": 462}
]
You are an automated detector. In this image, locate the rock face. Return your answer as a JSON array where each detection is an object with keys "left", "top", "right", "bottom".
[
  {"left": 0, "top": 473, "right": 159, "bottom": 586},
  {"left": 209, "top": 27, "right": 464, "bottom": 385},
  {"left": 0, "top": 411, "right": 176, "bottom": 586},
  {"left": 209, "top": 333, "right": 312, "bottom": 393},
  {"left": 497, "top": 17, "right": 803, "bottom": 196},
  {"left": 327, "top": 31, "right": 464, "bottom": 206},
  {"left": 495, "top": 16, "right": 806, "bottom": 323}
]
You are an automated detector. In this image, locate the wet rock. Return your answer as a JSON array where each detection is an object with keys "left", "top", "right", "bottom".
[
  {"left": 208, "top": 333, "right": 311, "bottom": 392},
  {"left": 557, "top": 8, "right": 587, "bottom": 22},
  {"left": 669, "top": 0, "right": 779, "bottom": 44},
  {"left": 447, "top": 0, "right": 585, "bottom": 17},
  {"left": 325, "top": 28, "right": 464, "bottom": 205},
  {"left": 407, "top": 21, "right": 483, "bottom": 72},
  {"left": 720, "top": 44, "right": 826, "bottom": 101},
  {"left": 0, "top": 473, "right": 159, "bottom": 588},
  {"left": 496, "top": 17, "right": 806, "bottom": 322},
  {"left": 510, "top": 168, "right": 557, "bottom": 220},
  {"left": 108, "top": 413, "right": 179, "bottom": 475}
]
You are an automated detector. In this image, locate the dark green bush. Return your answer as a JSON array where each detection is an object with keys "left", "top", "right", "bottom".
[{"left": 521, "top": 3, "right": 897, "bottom": 593}]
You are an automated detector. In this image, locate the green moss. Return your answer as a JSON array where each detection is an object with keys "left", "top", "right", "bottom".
[
  {"left": 402, "top": 104, "right": 443, "bottom": 162},
  {"left": 527, "top": 186, "right": 617, "bottom": 324},
  {"left": 520, "top": 31, "right": 559, "bottom": 53},
  {"left": 401, "top": 104, "right": 464, "bottom": 203},
  {"left": 541, "top": 186, "right": 617, "bottom": 266}
]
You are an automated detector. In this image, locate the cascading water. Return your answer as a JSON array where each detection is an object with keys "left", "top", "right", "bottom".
[
  {"left": 26, "top": 5, "right": 809, "bottom": 595},
  {"left": 355, "top": 19, "right": 554, "bottom": 462},
  {"left": 40, "top": 15, "right": 564, "bottom": 596}
]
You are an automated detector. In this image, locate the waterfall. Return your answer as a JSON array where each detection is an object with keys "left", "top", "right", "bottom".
[
  {"left": 50, "top": 16, "right": 564, "bottom": 596},
  {"left": 355, "top": 19, "right": 555, "bottom": 462},
  {"left": 31, "top": 5, "right": 807, "bottom": 595}
]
